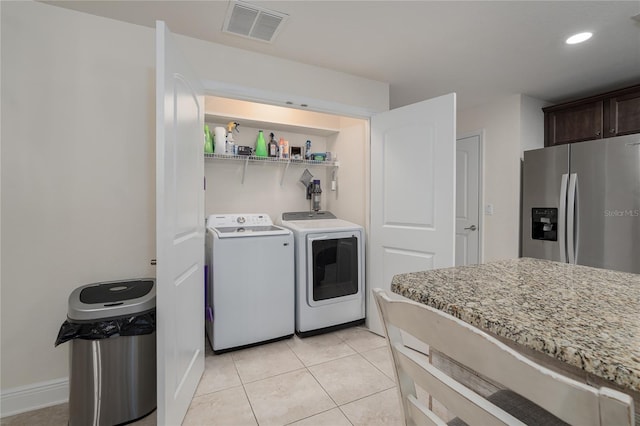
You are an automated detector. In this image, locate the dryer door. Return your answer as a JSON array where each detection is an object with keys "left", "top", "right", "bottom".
[{"left": 306, "top": 231, "right": 362, "bottom": 306}]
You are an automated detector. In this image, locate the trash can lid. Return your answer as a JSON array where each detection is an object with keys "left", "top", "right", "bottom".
[{"left": 68, "top": 279, "right": 155, "bottom": 322}]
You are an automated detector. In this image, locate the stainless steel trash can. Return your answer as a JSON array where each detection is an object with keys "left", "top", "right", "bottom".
[{"left": 66, "top": 279, "right": 156, "bottom": 426}]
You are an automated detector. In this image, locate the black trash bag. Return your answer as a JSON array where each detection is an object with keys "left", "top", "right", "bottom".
[{"left": 55, "top": 311, "right": 156, "bottom": 347}]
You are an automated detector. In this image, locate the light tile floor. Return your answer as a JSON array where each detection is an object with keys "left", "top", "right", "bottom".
[{"left": 1, "top": 327, "right": 405, "bottom": 426}]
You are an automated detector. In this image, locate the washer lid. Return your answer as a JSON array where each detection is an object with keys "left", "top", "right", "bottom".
[
  {"left": 213, "top": 225, "right": 290, "bottom": 238},
  {"left": 68, "top": 279, "right": 156, "bottom": 322}
]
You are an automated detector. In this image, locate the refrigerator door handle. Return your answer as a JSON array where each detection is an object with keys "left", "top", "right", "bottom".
[
  {"left": 567, "top": 173, "right": 578, "bottom": 264},
  {"left": 559, "top": 173, "right": 569, "bottom": 263}
]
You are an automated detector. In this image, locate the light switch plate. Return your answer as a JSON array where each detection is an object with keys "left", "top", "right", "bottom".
[{"left": 485, "top": 204, "right": 494, "bottom": 215}]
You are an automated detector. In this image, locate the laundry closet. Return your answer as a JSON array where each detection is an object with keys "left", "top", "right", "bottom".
[
  {"left": 203, "top": 96, "right": 368, "bottom": 226},
  {"left": 203, "top": 95, "right": 370, "bottom": 346}
]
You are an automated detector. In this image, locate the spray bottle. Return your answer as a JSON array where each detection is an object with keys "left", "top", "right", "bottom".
[{"left": 226, "top": 121, "right": 239, "bottom": 155}]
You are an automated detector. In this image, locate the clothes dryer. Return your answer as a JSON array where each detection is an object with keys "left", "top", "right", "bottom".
[{"left": 280, "top": 211, "right": 365, "bottom": 336}]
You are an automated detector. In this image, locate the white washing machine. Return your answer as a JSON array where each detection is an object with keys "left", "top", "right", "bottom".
[
  {"left": 280, "top": 211, "right": 365, "bottom": 336},
  {"left": 205, "top": 213, "right": 294, "bottom": 353}
]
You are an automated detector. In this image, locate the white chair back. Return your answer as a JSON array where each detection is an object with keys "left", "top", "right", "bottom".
[{"left": 373, "top": 288, "right": 634, "bottom": 426}]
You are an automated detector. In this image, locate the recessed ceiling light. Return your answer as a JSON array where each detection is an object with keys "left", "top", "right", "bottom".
[{"left": 566, "top": 32, "right": 593, "bottom": 45}]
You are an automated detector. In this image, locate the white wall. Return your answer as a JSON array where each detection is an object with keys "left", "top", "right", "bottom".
[
  {"left": 324, "top": 117, "right": 368, "bottom": 225},
  {"left": 1, "top": 0, "right": 157, "bottom": 400},
  {"left": 0, "top": 1, "right": 3, "bottom": 392},
  {"left": 459, "top": 95, "right": 522, "bottom": 261},
  {"left": 520, "top": 95, "right": 549, "bottom": 157},
  {"left": 180, "top": 37, "right": 388, "bottom": 117},
  {"left": 0, "top": 1, "right": 387, "bottom": 415},
  {"left": 457, "top": 94, "right": 546, "bottom": 262}
]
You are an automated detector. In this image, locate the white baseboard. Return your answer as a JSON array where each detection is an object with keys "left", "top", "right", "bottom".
[{"left": 1, "top": 378, "right": 68, "bottom": 418}]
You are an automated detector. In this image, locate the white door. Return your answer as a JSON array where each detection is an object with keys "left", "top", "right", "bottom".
[
  {"left": 455, "top": 133, "right": 482, "bottom": 266},
  {"left": 368, "top": 94, "right": 456, "bottom": 336},
  {"left": 156, "top": 21, "right": 205, "bottom": 425}
]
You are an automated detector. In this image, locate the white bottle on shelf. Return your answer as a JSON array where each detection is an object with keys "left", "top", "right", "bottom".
[
  {"left": 214, "top": 127, "right": 227, "bottom": 155},
  {"left": 278, "top": 138, "right": 285, "bottom": 159}
]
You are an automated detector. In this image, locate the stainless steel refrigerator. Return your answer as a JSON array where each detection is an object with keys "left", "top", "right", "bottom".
[{"left": 522, "top": 133, "right": 640, "bottom": 274}]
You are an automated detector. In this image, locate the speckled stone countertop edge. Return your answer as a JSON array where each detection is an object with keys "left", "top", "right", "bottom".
[
  {"left": 390, "top": 258, "right": 640, "bottom": 393},
  {"left": 391, "top": 284, "right": 594, "bottom": 376}
]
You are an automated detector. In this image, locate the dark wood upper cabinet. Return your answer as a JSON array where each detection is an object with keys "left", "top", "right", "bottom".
[
  {"left": 544, "top": 84, "right": 640, "bottom": 147},
  {"left": 545, "top": 101, "right": 603, "bottom": 146},
  {"left": 606, "top": 90, "right": 640, "bottom": 137}
]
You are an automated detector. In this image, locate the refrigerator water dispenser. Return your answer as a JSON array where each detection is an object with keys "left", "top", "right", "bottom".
[{"left": 531, "top": 208, "right": 558, "bottom": 241}]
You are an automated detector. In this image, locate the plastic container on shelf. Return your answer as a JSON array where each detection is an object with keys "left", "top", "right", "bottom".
[
  {"left": 278, "top": 138, "right": 289, "bottom": 159},
  {"left": 214, "top": 126, "right": 227, "bottom": 154},
  {"left": 255, "top": 130, "right": 268, "bottom": 157},
  {"left": 268, "top": 133, "right": 278, "bottom": 158},
  {"left": 204, "top": 125, "right": 214, "bottom": 154}
]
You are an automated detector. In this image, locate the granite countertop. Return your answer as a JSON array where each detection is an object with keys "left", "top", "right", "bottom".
[{"left": 391, "top": 257, "right": 640, "bottom": 393}]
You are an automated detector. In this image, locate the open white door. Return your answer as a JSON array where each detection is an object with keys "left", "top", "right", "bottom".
[
  {"left": 368, "top": 94, "right": 456, "bottom": 336},
  {"left": 156, "top": 21, "right": 205, "bottom": 425}
]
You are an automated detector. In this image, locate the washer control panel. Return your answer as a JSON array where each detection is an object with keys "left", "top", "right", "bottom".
[{"left": 207, "top": 214, "right": 273, "bottom": 228}]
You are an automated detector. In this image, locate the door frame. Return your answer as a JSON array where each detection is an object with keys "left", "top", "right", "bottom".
[
  {"left": 456, "top": 130, "right": 485, "bottom": 264},
  {"left": 202, "top": 80, "right": 379, "bottom": 119}
]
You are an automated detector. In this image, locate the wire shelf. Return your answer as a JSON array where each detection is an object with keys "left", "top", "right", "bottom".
[
  {"left": 204, "top": 152, "right": 339, "bottom": 185},
  {"left": 204, "top": 153, "right": 338, "bottom": 167}
]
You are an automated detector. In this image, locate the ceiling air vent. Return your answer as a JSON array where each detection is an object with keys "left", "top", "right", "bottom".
[{"left": 223, "top": 1, "right": 288, "bottom": 43}]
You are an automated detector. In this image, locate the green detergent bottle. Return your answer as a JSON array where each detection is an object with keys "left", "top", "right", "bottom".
[
  {"left": 204, "top": 125, "right": 214, "bottom": 154},
  {"left": 255, "top": 130, "right": 267, "bottom": 157}
]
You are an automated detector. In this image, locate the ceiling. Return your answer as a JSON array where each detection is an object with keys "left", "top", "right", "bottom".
[{"left": 44, "top": 0, "right": 640, "bottom": 110}]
